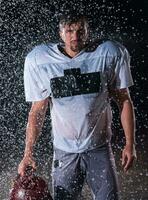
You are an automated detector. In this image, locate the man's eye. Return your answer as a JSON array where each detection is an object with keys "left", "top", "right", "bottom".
[
  {"left": 66, "top": 30, "right": 73, "bottom": 33},
  {"left": 78, "top": 29, "right": 85, "bottom": 34}
]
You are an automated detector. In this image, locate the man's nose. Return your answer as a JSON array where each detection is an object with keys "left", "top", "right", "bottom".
[{"left": 72, "top": 31, "right": 79, "bottom": 40}]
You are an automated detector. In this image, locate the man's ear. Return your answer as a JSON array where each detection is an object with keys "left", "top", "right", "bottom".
[
  {"left": 59, "top": 31, "right": 65, "bottom": 42},
  {"left": 84, "top": 33, "right": 89, "bottom": 42},
  {"left": 84, "top": 28, "right": 89, "bottom": 42}
]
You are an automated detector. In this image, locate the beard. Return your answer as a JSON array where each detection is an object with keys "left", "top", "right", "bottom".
[{"left": 70, "top": 41, "right": 84, "bottom": 52}]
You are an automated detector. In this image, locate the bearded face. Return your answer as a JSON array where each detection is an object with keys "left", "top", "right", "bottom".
[{"left": 60, "top": 22, "right": 88, "bottom": 52}]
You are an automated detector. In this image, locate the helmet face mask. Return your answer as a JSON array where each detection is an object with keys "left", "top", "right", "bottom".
[{"left": 9, "top": 174, "right": 53, "bottom": 200}]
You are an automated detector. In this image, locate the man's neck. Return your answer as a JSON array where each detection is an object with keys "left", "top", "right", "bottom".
[{"left": 64, "top": 46, "right": 80, "bottom": 58}]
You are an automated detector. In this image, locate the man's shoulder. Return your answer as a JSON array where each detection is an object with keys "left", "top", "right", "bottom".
[
  {"left": 85, "top": 39, "right": 121, "bottom": 55},
  {"left": 100, "top": 40, "right": 121, "bottom": 54},
  {"left": 26, "top": 42, "right": 57, "bottom": 60},
  {"left": 99, "top": 39, "right": 129, "bottom": 59},
  {"left": 25, "top": 42, "right": 58, "bottom": 68}
]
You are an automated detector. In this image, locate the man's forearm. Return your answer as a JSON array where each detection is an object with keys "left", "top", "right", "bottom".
[
  {"left": 24, "top": 114, "right": 42, "bottom": 156},
  {"left": 111, "top": 88, "right": 136, "bottom": 146},
  {"left": 24, "top": 108, "right": 47, "bottom": 157},
  {"left": 120, "top": 99, "right": 136, "bottom": 146}
]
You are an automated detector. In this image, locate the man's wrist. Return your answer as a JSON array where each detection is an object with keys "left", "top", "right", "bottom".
[
  {"left": 125, "top": 136, "right": 136, "bottom": 146},
  {"left": 24, "top": 149, "right": 33, "bottom": 157},
  {"left": 125, "top": 142, "right": 136, "bottom": 147}
]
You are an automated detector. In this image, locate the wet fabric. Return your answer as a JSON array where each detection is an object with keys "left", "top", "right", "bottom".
[
  {"left": 24, "top": 40, "right": 133, "bottom": 153},
  {"left": 52, "top": 144, "right": 119, "bottom": 200}
]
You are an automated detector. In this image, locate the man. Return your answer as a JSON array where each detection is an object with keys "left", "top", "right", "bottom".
[{"left": 18, "top": 13, "right": 136, "bottom": 200}]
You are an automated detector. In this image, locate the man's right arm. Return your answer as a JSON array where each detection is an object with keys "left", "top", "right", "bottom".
[{"left": 18, "top": 97, "right": 49, "bottom": 176}]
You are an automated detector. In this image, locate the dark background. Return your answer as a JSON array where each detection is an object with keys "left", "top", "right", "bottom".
[{"left": 0, "top": 0, "right": 148, "bottom": 199}]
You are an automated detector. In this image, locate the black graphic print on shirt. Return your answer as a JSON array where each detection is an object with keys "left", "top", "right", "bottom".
[{"left": 50, "top": 68, "right": 101, "bottom": 98}]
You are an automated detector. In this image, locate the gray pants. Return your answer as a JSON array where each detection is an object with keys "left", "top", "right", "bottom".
[{"left": 52, "top": 144, "right": 119, "bottom": 200}]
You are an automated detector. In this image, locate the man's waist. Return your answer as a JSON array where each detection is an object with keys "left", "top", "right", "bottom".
[{"left": 53, "top": 133, "right": 111, "bottom": 153}]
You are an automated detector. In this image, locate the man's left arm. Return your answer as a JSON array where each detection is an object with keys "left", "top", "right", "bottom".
[{"left": 110, "top": 88, "right": 137, "bottom": 172}]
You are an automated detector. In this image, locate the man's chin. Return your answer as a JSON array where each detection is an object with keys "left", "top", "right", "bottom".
[
  {"left": 71, "top": 48, "right": 79, "bottom": 52},
  {"left": 70, "top": 45, "right": 83, "bottom": 52}
]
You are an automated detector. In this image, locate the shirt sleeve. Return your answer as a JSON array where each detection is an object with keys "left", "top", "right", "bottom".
[
  {"left": 24, "top": 55, "right": 50, "bottom": 102},
  {"left": 109, "top": 46, "right": 134, "bottom": 89}
]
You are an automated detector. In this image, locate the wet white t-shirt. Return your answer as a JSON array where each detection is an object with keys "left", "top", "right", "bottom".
[{"left": 24, "top": 40, "right": 133, "bottom": 153}]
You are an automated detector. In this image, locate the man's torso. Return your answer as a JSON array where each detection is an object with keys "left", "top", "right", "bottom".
[{"left": 24, "top": 40, "right": 133, "bottom": 152}]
